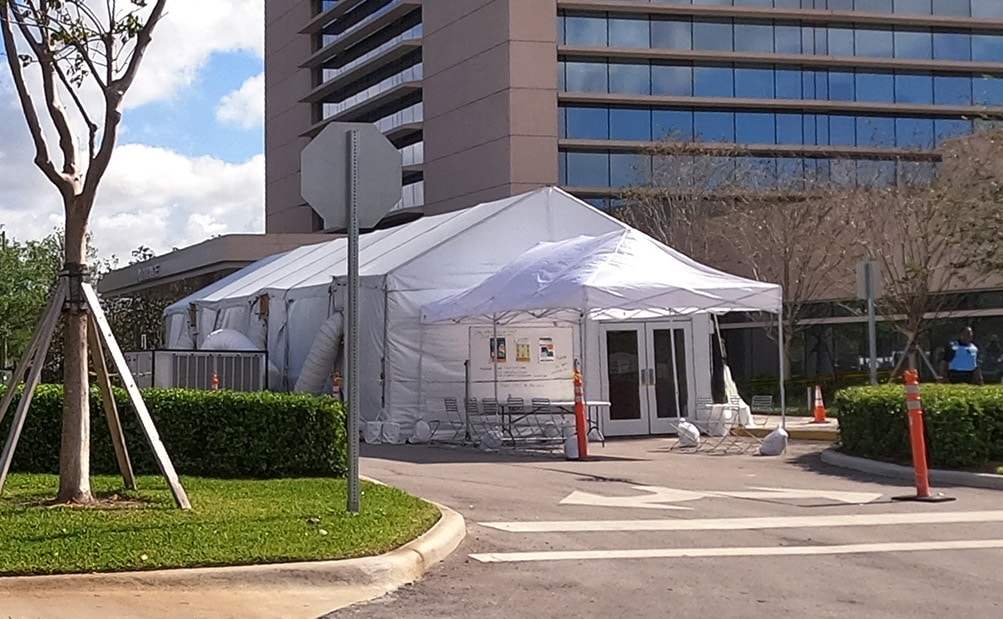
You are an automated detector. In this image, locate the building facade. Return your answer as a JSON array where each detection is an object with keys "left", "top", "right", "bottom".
[{"left": 268, "top": 0, "right": 1003, "bottom": 225}]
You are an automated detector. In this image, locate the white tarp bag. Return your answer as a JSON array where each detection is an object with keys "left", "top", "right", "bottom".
[
  {"left": 564, "top": 434, "right": 579, "bottom": 459},
  {"left": 759, "top": 427, "right": 789, "bottom": 456},
  {"left": 409, "top": 420, "right": 433, "bottom": 443},
  {"left": 677, "top": 420, "right": 700, "bottom": 448},
  {"left": 363, "top": 421, "right": 383, "bottom": 445},
  {"left": 381, "top": 421, "right": 403, "bottom": 445}
]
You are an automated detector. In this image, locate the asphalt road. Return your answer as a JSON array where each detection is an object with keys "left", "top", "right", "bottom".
[{"left": 326, "top": 439, "right": 1003, "bottom": 619}]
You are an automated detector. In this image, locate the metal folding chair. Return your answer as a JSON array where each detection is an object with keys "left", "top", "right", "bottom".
[
  {"left": 505, "top": 397, "right": 537, "bottom": 441},
  {"left": 710, "top": 396, "right": 756, "bottom": 453},
  {"left": 442, "top": 397, "right": 467, "bottom": 442},
  {"left": 531, "top": 397, "right": 570, "bottom": 442},
  {"left": 749, "top": 395, "right": 774, "bottom": 428},
  {"left": 470, "top": 397, "right": 504, "bottom": 441}
]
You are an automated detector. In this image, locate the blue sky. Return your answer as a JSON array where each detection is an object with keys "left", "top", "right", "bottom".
[{"left": 0, "top": 0, "right": 266, "bottom": 264}]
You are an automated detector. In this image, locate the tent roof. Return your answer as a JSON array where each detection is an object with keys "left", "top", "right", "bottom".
[
  {"left": 166, "top": 187, "right": 616, "bottom": 313},
  {"left": 420, "top": 229, "right": 783, "bottom": 323}
]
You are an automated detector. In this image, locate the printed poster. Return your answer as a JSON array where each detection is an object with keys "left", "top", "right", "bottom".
[
  {"left": 490, "top": 337, "right": 507, "bottom": 363},
  {"left": 516, "top": 339, "right": 531, "bottom": 363},
  {"left": 539, "top": 337, "right": 555, "bottom": 363}
]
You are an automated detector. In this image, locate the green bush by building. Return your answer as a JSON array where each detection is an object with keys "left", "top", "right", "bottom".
[{"left": 835, "top": 384, "right": 1003, "bottom": 470}]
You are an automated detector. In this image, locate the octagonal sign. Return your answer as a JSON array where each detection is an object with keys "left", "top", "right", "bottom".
[{"left": 300, "top": 122, "right": 403, "bottom": 230}]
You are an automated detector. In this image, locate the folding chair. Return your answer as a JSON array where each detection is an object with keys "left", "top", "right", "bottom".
[
  {"left": 470, "top": 397, "right": 504, "bottom": 442},
  {"left": 505, "top": 397, "right": 538, "bottom": 441},
  {"left": 749, "top": 395, "right": 774, "bottom": 428},
  {"left": 710, "top": 396, "right": 756, "bottom": 453},
  {"left": 531, "top": 397, "right": 570, "bottom": 443},
  {"left": 442, "top": 397, "right": 467, "bottom": 442}
]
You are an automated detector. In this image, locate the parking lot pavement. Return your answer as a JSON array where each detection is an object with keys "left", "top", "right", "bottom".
[{"left": 327, "top": 439, "right": 1003, "bottom": 619}]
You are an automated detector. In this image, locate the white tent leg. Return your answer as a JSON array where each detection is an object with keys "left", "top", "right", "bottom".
[
  {"left": 492, "top": 315, "right": 499, "bottom": 402},
  {"left": 778, "top": 311, "right": 786, "bottom": 431}
]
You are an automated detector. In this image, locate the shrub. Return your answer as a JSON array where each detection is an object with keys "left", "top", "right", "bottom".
[
  {"left": 834, "top": 384, "right": 1003, "bottom": 470},
  {"left": 0, "top": 385, "right": 347, "bottom": 478}
]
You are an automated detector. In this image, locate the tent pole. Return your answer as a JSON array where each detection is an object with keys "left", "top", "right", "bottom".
[
  {"left": 492, "top": 315, "right": 499, "bottom": 403},
  {"left": 778, "top": 309, "right": 786, "bottom": 431}
]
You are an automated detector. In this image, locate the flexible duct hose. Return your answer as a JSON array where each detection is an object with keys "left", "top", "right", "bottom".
[
  {"left": 202, "top": 329, "right": 261, "bottom": 351},
  {"left": 293, "top": 313, "right": 344, "bottom": 395}
]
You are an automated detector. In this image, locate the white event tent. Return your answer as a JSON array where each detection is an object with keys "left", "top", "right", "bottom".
[
  {"left": 420, "top": 229, "right": 786, "bottom": 423},
  {"left": 164, "top": 188, "right": 627, "bottom": 434}
]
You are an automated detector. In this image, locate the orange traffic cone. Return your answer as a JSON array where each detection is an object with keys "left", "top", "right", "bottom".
[{"left": 812, "top": 385, "right": 827, "bottom": 423}]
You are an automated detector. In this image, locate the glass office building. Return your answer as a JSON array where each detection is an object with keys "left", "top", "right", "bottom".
[{"left": 556, "top": 0, "right": 1003, "bottom": 206}]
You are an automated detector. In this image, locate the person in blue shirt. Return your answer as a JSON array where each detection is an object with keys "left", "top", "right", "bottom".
[{"left": 938, "top": 327, "right": 983, "bottom": 385}]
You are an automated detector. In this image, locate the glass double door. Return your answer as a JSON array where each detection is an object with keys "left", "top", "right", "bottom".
[{"left": 601, "top": 322, "right": 694, "bottom": 436}]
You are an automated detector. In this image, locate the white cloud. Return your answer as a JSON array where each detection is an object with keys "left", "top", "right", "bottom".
[
  {"left": 216, "top": 73, "right": 264, "bottom": 128},
  {"left": 127, "top": 0, "right": 264, "bottom": 109}
]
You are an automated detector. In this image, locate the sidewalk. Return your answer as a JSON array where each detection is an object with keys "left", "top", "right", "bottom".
[
  {"left": 0, "top": 503, "right": 466, "bottom": 619},
  {"left": 739, "top": 414, "right": 839, "bottom": 441}
]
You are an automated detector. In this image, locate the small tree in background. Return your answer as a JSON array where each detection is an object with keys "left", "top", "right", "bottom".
[
  {"left": 1, "top": 0, "right": 168, "bottom": 503},
  {"left": 617, "top": 143, "right": 858, "bottom": 376}
]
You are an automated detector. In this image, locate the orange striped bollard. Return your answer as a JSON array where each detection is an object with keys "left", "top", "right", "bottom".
[
  {"left": 211, "top": 371, "right": 220, "bottom": 391},
  {"left": 893, "top": 369, "right": 954, "bottom": 503},
  {"left": 572, "top": 368, "right": 588, "bottom": 460}
]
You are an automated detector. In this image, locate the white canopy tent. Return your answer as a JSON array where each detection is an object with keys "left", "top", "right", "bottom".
[{"left": 421, "top": 229, "right": 787, "bottom": 419}]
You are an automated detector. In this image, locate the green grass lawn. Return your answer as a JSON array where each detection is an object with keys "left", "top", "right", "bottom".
[{"left": 0, "top": 474, "right": 440, "bottom": 576}]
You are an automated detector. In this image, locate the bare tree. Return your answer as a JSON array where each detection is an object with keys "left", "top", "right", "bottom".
[
  {"left": 617, "top": 143, "right": 858, "bottom": 376},
  {"left": 1, "top": 0, "right": 167, "bottom": 503}
]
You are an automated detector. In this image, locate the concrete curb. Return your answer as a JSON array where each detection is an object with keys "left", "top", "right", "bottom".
[
  {"left": 820, "top": 447, "right": 1003, "bottom": 491},
  {"left": 0, "top": 502, "right": 467, "bottom": 594},
  {"left": 742, "top": 427, "right": 839, "bottom": 441}
]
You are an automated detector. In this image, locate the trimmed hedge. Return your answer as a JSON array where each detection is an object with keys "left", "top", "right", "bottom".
[
  {"left": 0, "top": 385, "right": 347, "bottom": 478},
  {"left": 834, "top": 384, "right": 1003, "bottom": 470}
]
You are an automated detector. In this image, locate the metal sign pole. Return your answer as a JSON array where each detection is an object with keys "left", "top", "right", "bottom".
[{"left": 347, "top": 130, "right": 361, "bottom": 513}]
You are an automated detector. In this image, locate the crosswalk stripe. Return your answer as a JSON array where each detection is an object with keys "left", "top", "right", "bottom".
[
  {"left": 479, "top": 510, "right": 1003, "bottom": 533},
  {"left": 469, "top": 539, "right": 1003, "bottom": 563}
]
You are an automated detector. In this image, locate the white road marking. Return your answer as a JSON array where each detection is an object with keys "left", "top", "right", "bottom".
[
  {"left": 480, "top": 510, "right": 1003, "bottom": 533},
  {"left": 559, "top": 485, "right": 883, "bottom": 510},
  {"left": 469, "top": 539, "right": 1003, "bottom": 563}
]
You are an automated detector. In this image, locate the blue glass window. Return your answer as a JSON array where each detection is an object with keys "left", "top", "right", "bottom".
[
  {"left": 735, "top": 68, "right": 774, "bottom": 98},
  {"left": 829, "top": 72, "right": 855, "bottom": 101},
  {"left": 855, "top": 73, "right": 893, "bottom": 103},
  {"left": 653, "top": 110, "right": 694, "bottom": 140},
  {"left": 776, "top": 69, "right": 802, "bottom": 99},
  {"left": 895, "top": 74, "right": 933, "bottom": 104},
  {"left": 736, "top": 112, "right": 776, "bottom": 143},
  {"left": 558, "top": 151, "right": 567, "bottom": 184},
  {"left": 974, "top": 77, "right": 1003, "bottom": 106},
  {"left": 693, "top": 21, "right": 733, "bottom": 51},
  {"left": 932, "top": 0, "right": 970, "bottom": 16},
  {"left": 694, "top": 67, "right": 734, "bottom": 97},
  {"left": 829, "top": 116, "right": 856, "bottom": 145},
  {"left": 829, "top": 0, "right": 853, "bottom": 10},
  {"left": 895, "top": 118, "right": 935, "bottom": 148},
  {"left": 652, "top": 65, "right": 693, "bottom": 96},
  {"left": 855, "top": 28, "right": 894, "bottom": 57},
  {"left": 609, "top": 18, "right": 650, "bottom": 48},
  {"left": 829, "top": 28, "right": 855, "bottom": 56},
  {"left": 610, "top": 109, "right": 652, "bottom": 141},
  {"left": 610, "top": 64, "right": 651, "bottom": 95},
  {"left": 777, "top": 114, "right": 803, "bottom": 144},
  {"left": 775, "top": 25, "right": 802, "bottom": 54},
  {"left": 695, "top": 111, "right": 735, "bottom": 142},
  {"left": 735, "top": 23, "right": 774, "bottom": 53},
  {"left": 564, "top": 17, "right": 607, "bottom": 46},
  {"left": 856, "top": 117, "right": 895, "bottom": 146},
  {"left": 566, "top": 107, "right": 609, "bottom": 139},
  {"left": 933, "top": 33, "right": 971, "bottom": 61},
  {"left": 651, "top": 19, "right": 692, "bottom": 50},
  {"left": 935, "top": 118, "right": 973, "bottom": 144},
  {"left": 972, "top": 35, "right": 1003, "bottom": 63},
  {"left": 611, "top": 154, "right": 650, "bottom": 188},
  {"left": 893, "top": 0, "right": 931, "bottom": 14},
  {"left": 856, "top": 0, "right": 893, "bottom": 11},
  {"left": 894, "top": 31, "right": 932, "bottom": 60},
  {"left": 566, "top": 152, "right": 609, "bottom": 186},
  {"left": 565, "top": 63, "right": 608, "bottom": 93},
  {"left": 973, "top": 0, "right": 1003, "bottom": 17},
  {"left": 934, "top": 76, "right": 972, "bottom": 105}
]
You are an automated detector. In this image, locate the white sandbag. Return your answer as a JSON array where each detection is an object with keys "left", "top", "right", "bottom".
[
  {"left": 564, "top": 434, "right": 579, "bottom": 459},
  {"left": 409, "top": 420, "right": 432, "bottom": 443},
  {"left": 363, "top": 421, "right": 383, "bottom": 445},
  {"left": 381, "top": 421, "right": 402, "bottom": 445},
  {"left": 677, "top": 420, "right": 700, "bottom": 448},
  {"left": 759, "top": 427, "right": 789, "bottom": 456}
]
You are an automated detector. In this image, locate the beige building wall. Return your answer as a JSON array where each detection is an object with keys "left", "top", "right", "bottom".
[
  {"left": 265, "top": 0, "right": 318, "bottom": 233},
  {"left": 422, "top": 0, "right": 560, "bottom": 214}
]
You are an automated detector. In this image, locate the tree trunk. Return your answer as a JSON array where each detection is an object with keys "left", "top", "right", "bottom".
[{"left": 57, "top": 206, "right": 92, "bottom": 504}]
